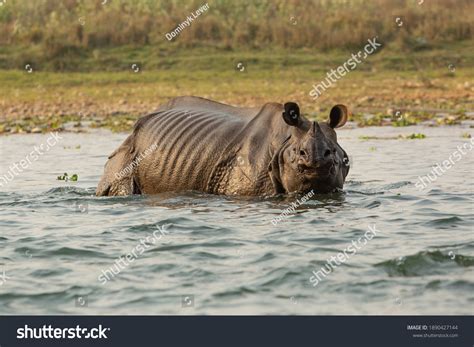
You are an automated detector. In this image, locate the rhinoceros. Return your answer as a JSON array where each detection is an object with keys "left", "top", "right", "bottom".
[{"left": 96, "top": 96, "right": 350, "bottom": 197}]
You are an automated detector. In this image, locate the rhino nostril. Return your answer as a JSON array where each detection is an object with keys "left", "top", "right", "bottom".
[
  {"left": 300, "top": 150, "right": 307, "bottom": 156},
  {"left": 324, "top": 149, "right": 331, "bottom": 158}
]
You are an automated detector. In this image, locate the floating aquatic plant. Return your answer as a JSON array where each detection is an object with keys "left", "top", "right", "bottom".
[
  {"left": 57, "top": 173, "right": 78, "bottom": 182},
  {"left": 404, "top": 133, "right": 426, "bottom": 139}
]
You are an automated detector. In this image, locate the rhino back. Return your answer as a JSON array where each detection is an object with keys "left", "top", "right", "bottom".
[
  {"left": 134, "top": 108, "right": 248, "bottom": 193},
  {"left": 157, "top": 96, "right": 261, "bottom": 119}
]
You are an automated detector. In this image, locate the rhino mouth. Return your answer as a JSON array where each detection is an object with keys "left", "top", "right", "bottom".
[{"left": 297, "top": 163, "right": 335, "bottom": 179}]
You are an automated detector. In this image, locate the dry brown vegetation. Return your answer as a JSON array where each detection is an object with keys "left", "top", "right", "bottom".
[{"left": 1, "top": 0, "right": 473, "bottom": 55}]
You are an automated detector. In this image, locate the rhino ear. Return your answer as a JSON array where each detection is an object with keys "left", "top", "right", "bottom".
[
  {"left": 282, "top": 102, "right": 300, "bottom": 127},
  {"left": 329, "top": 104, "right": 349, "bottom": 128}
]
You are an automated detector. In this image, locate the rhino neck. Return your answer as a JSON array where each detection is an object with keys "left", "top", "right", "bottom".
[
  {"left": 207, "top": 135, "right": 291, "bottom": 196},
  {"left": 206, "top": 103, "right": 294, "bottom": 196},
  {"left": 268, "top": 135, "right": 291, "bottom": 195}
]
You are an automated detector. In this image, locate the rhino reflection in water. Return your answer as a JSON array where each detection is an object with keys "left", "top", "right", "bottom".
[{"left": 96, "top": 96, "right": 350, "bottom": 197}]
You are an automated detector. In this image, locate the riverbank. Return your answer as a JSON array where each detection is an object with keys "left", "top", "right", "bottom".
[{"left": 1, "top": 44, "right": 473, "bottom": 134}]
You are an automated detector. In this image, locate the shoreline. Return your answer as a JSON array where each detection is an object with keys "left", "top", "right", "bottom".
[{"left": 1, "top": 111, "right": 472, "bottom": 135}]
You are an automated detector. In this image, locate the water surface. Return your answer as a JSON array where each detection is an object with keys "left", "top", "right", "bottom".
[{"left": 0, "top": 125, "right": 473, "bottom": 314}]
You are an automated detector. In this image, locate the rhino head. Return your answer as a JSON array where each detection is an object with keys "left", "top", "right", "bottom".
[{"left": 270, "top": 102, "right": 350, "bottom": 194}]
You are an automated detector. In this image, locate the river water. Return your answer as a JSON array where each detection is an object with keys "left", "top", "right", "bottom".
[{"left": 0, "top": 125, "right": 473, "bottom": 314}]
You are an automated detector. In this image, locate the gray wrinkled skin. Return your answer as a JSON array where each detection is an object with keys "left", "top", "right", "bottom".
[{"left": 96, "top": 96, "right": 350, "bottom": 197}]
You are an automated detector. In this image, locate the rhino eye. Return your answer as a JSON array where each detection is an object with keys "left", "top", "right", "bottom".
[{"left": 299, "top": 150, "right": 307, "bottom": 156}]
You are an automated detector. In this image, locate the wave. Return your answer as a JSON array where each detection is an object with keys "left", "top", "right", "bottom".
[{"left": 375, "top": 250, "right": 474, "bottom": 277}]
